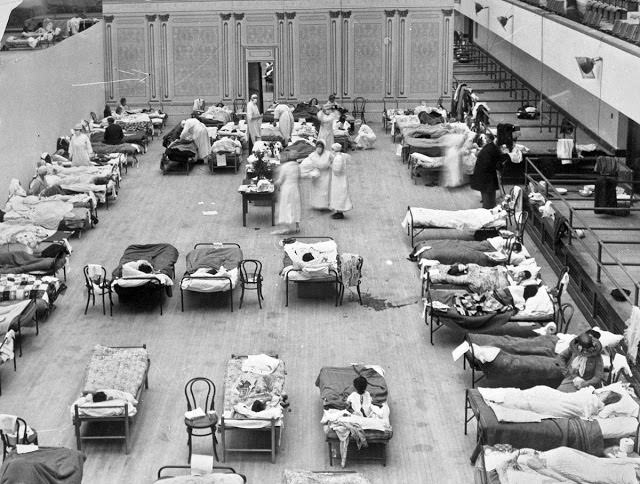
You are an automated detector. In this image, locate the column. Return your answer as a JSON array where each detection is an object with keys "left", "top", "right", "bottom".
[
  {"left": 384, "top": 10, "right": 395, "bottom": 98},
  {"left": 220, "top": 13, "right": 232, "bottom": 100},
  {"left": 234, "top": 13, "right": 245, "bottom": 99},
  {"left": 145, "top": 14, "right": 157, "bottom": 100},
  {"left": 158, "top": 14, "right": 170, "bottom": 100},
  {"left": 397, "top": 10, "right": 409, "bottom": 97},
  {"left": 104, "top": 15, "right": 114, "bottom": 101}
]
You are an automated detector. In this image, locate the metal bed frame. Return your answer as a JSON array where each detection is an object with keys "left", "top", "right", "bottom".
[
  {"left": 283, "top": 236, "right": 342, "bottom": 307},
  {"left": 180, "top": 242, "right": 242, "bottom": 312},
  {"left": 219, "top": 353, "right": 283, "bottom": 464},
  {"left": 156, "top": 465, "right": 246, "bottom": 482},
  {"left": 73, "top": 344, "right": 150, "bottom": 454}
]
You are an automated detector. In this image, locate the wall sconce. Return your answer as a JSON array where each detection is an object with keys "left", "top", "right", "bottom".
[
  {"left": 475, "top": 3, "right": 488, "bottom": 14},
  {"left": 497, "top": 15, "right": 513, "bottom": 28},
  {"left": 575, "top": 56, "right": 602, "bottom": 78}
]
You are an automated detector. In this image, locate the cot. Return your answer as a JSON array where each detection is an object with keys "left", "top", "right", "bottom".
[
  {"left": 180, "top": 243, "right": 243, "bottom": 312},
  {"left": 115, "top": 113, "right": 153, "bottom": 136},
  {"left": 220, "top": 354, "right": 286, "bottom": 463},
  {"left": 111, "top": 244, "right": 179, "bottom": 315},
  {"left": 72, "top": 344, "right": 150, "bottom": 454},
  {"left": 161, "top": 140, "right": 198, "bottom": 175},
  {"left": 279, "top": 140, "right": 316, "bottom": 162},
  {"left": 281, "top": 237, "right": 342, "bottom": 307},
  {"left": 464, "top": 386, "right": 639, "bottom": 463},
  {"left": 155, "top": 465, "right": 245, "bottom": 483},
  {"left": 0, "top": 274, "right": 63, "bottom": 320},
  {"left": 315, "top": 365, "right": 392, "bottom": 467},
  {"left": 283, "top": 470, "right": 371, "bottom": 484},
  {"left": 0, "top": 447, "right": 85, "bottom": 484},
  {"left": 3, "top": 195, "right": 91, "bottom": 234},
  {"left": 402, "top": 206, "right": 507, "bottom": 247},
  {"left": 0, "top": 250, "right": 66, "bottom": 280}
]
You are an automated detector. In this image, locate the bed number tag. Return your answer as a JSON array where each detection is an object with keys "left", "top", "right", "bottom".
[{"left": 216, "top": 154, "right": 227, "bottom": 167}]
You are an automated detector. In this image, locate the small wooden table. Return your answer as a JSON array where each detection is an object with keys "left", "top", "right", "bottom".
[{"left": 240, "top": 188, "right": 276, "bottom": 227}]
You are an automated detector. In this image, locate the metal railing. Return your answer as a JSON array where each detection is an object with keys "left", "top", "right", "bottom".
[{"left": 525, "top": 157, "right": 640, "bottom": 308}]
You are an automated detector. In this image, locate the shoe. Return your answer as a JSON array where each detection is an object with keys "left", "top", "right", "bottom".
[{"left": 331, "top": 212, "right": 344, "bottom": 219}]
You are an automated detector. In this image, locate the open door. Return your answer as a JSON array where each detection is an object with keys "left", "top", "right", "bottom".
[{"left": 248, "top": 61, "right": 274, "bottom": 112}]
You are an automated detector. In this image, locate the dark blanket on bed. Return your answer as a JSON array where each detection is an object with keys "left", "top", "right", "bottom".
[
  {"left": 292, "top": 103, "right": 320, "bottom": 130},
  {"left": 0, "top": 447, "right": 85, "bottom": 484},
  {"left": 92, "top": 142, "right": 139, "bottom": 156},
  {"left": 467, "top": 389, "right": 604, "bottom": 455},
  {"left": 414, "top": 239, "right": 498, "bottom": 266},
  {"left": 112, "top": 244, "right": 178, "bottom": 298},
  {"left": 0, "top": 251, "right": 58, "bottom": 274},
  {"left": 315, "top": 366, "right": 387, "bottom": 410},
  {"left": 163, "top": 123, "right": 184, "bottom": 148},
  {"left": 432, "top": 291, "right": 514, "bottom": 332},
  {"left": 468, "top": 334, "right": 559, "bottom": 357},
  {"left": 475, "top": 351, "right": 565, "bottom": 389},
  {"left": 185, "top": 246, "right": 243, "bottom": 274},
  {"left": 280, "top": 140, "right": 316, "bottom": 162}
]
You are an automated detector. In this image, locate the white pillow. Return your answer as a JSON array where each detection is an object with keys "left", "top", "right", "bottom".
[
  {"left": 597, "top": 382, "right": 639, "bottom": 419},
  {"left": 593, "top": 326, "right": 624, "bottom": 348},
  {"left": 471, "top": 344, "right": 500, "bottom": 363},
  {"left": 595, "top": 416, "right": 638, "bottom": 439}
]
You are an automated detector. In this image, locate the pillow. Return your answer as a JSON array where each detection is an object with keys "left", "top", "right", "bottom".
[
  {"left": 597, "top": 382, "right": 639, "bottom": 419},
  {"left": 592, "top": 326, "right": 624, "bottom": 348},
  {"left": 100, "top": 388, "right": 137, "bottom": 405},
  {"left": 471, "top": 344, "right": 500, "bottom": 363},
  {"left": 595, "top": 416, "right": 638, "bottom": 439}
]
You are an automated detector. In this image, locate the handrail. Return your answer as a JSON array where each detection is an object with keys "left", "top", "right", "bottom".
[
  {"left": 464, "top": 44, "right": 618, "bottom": 154},
  {"left": 525, "top": 157, "right": 640, "bottom": 306}
]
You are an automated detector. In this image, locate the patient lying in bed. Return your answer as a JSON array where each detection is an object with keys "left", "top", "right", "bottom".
[
  {"left": 479, "top": 383, "right": 637, "bottom": 420},
  {"left": 114, "top": 260, "right": 173, "bottom": 287},
  {"left": 72, "top": 389, "right": 138, "bottom": 417}
]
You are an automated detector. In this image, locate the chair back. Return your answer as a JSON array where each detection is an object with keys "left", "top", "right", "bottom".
[
  {"left": 233, "top": 98, "right": 246, "bottom": 113},
  {"left": 90, "top": 112, "right": 98, "bottom": 123},
  {"left": 240, "top": 259, "right": 262, "bottom": 284},
  {"left": 555, "top": 267, "right": 570, "bottom": 301},
  {"left": 353, "top": 97, "right": 366, "bottom": 113},
  {"left": 184, "top": 377, "right": 216, "bottom": 412},
  {"left": 0, "top": 416, "right": 29, "bottom": 449},
  {"left": 559, "top": 302, "right": 574, "bottom": 333},
  {"left": 514, "top": 210, "right": 528, "bottom": 242},
  {"left": 84, "top": 264, "right": 108, "bottom": 290}
]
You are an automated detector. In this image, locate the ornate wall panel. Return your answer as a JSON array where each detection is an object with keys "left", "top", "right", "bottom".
[
  {"left": 246, "top": 24, "right": 275, "bottom": 44},
  {"left": 353, "top": 22, "right": 383, "bottom": 96},
  {"left": 297, "top": 23, "right": 328, "bottom": 96},
  {"left": 115, "top": 26, "right": 147, "bottom": 98},
  {"left": 171, "top": 25, "right": 219, "bottom": 98},
  {"left": 408, "top": 21, "right": 440, "bottom": 96}
]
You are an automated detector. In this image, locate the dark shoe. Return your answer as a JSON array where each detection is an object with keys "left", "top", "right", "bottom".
[{"left": 331, "top": 212, "right": 344, "bottom": 219}]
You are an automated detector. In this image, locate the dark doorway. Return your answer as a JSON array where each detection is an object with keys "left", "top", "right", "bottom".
[{"left": 248, "top": 61, "right": 274, "bottom": 112}]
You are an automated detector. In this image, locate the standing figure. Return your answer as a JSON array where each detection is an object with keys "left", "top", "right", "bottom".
[
  {"left": 246, "top": 94, "right": 263, "bottom": 151},
  {"left": 470, "top": 132, "right": 504, "bottom": 209},
  {"left": 69, "top": 124, "right": 93, "bottom": 167},
  {"left": 317, "top": 103, "right": 338, "bottom": 148},
  {"left": 273, "top": 159, "right": 301, "bottom": 235},
  {"left": 329, "top": 143, "right": 353, "bottom": 219},
  {"left": 180, "top": 114, "right": 211, "bottom": 160},
  {"left": 274, "top": 102, "right": 294, "bottom": 145},
  {"left": 300, "top": 140, "right": 334, "bottom": 210}
]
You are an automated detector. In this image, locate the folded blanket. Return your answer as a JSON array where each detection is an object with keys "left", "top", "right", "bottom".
[{"left": 241, "top": 354, "right": 280, "bottom": 375}]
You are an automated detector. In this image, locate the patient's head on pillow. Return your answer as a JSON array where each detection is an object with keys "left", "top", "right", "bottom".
[
  {"left": 302, "top": 253, "right": 315, "bottom": 262},
  {"left": 598, "top": 391, "right": 623, "bottom": 406},
  {"left": 207, "top": 268, "right": 218, "bottom": 275},
  {"left": 353, "top": 376, "right": 368, "bottom": 395},
  {"left": 93, "top": 391, "right": 107, "bottom": 403},
  {"left": 138, "top": 262, "right": 153, "bottom": 274},
  {"left": 251, "top": 400, "right": 266, "bottom": 412}
]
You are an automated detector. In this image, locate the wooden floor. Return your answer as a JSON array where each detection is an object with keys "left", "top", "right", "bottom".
[{"left": 1, "top": 123, "right": 587, "bottom": 483}]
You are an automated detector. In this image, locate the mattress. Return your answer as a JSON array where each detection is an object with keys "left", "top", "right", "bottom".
[
  {"left": 282, "top": 240, "right": 339, "bottom": 282},
  {"left": 82, "top": 345, "right": 149, "bottom": 397},
  {"left": 403, "top": 207, "right": 507, "bottom": 232},
  {"left": 0, "top": 300, "right": 34, "bottom": 334},
  {"left": 112, "top": 244, "right": 179, "bottom": 280},
  {"left": 0, "top": 274, "right": 62, "bottom": 306},
  {"left": 222, "top": 355, "right": 286, "bottom": 429},
  {"left": 153, "top": 474, "right": 245, "bottom": 484},
  {"left": 283, "top": 470, "right": 372, "bottom": 484},
  {"left": 181, "top": 245, "right": 243, "bottom": 292},
  {"left": 427, "top": 264, "right": 510, "bottom": 293},
  {"left": 0, "top": 251, "right": 60, "bottom": 275}
]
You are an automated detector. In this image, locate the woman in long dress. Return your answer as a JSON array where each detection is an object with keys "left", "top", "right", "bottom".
[
  {"left": 300, "top": 139, "right": 333, "bottom": 210},
  {"left": 273, "top": 159, "right": 301, "bottom": 234},
  {"left": 246, "top": 94, "right": 262, "bottom": 150},
  {"left": 180, "top": 116, "right": 211, "bottom": 160},
  {"left": 329, "top": 143, "right": 353, "bottom": 219},
  {"left": 69, "top": 124, "right": 93, "bottom": 166},
  {"left": 317, "top": 104, "right": 338, "bottom": 148},
  {"left": 274, "top": 102, "right": 294, "bottom": 145}
]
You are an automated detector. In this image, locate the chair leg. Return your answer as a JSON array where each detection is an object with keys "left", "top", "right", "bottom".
[
  {"left": 180, "top": 288, "right": 184, "bottom": 312},
  {"left": 187, "top": 430, "right": 192, "bottom": 463},
  {"left": 212, "top": 428, "right": 219, "bottom": 461},
  {"left": 101, "top": 291, "right": 106, "bottom": 315},
  {"left": 239, "top": 285, "right": 245, "bottom": 309},
  {"left": 84, "top": 291, "right": 91, "bottom": 315},
  {"left": 109, "top": 291, "right": 113, "bottom": 317},
  {"left": 257, "top": 284, "right": 262, "bottom": 309},
  {"left": 357, "top": 284, "right": 362, "bottom": 305}
]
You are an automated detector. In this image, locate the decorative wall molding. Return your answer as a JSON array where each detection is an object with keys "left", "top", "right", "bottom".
[
  {"left": 105, "top": 21, "right": 114, "bottom": 99},
  {"left": 329, "top": 11, "right": 341, "bottom": 18},
  {"left": 341, "top": 11, "right": 352, "bottom": 18},
  {"left": 384, "top": 14, "right": 393, "bottom": 96},
  {"left": 147, "top": 19, "right": 156, "bottom": 98},
  {"left": 443, "top": 14, "right": 450, "bottom": 95},
  {"left": 285, "top": 12, "right": 296, "bottom": 19},
  {"left": 398, "top": 10, "right": 409, "bottom": 17},
  {"left": 145, "top": 14, "right": 157, "bottom": 22},
  {"left": 160, "top": 19, "right": 169, "bottom": 99},
  {"left": 104, "top": 15, "right": 114, "bottom": 23},
  {"left": 220, "top": 13, "right": 232, "bottom": 21},
  {"left": 287, "top": 18, "right": 295, "bottom": 98},
  {"left": 354, "top": 22, "right": 383, "bottom": 95},
  {"left": 384, "top": 10, "right": 396, "bottom": 17},
  {"left": 276, "top": 12, "right": 285, "bottom": 20},
  {"left": 233, "top": 13, "right": 245, "bottom": 21},
  {"left": 158, "top": 14, "right": 170, "bottom": 22},
  {"left": 235, "top": 20, "right": 243, "bottom": 97},
  {"left": 441, "top": 9, "right": 453, "bottom": 16},
  {"left": 342, "top": 17, "right": 349, "bottom": 97},
  {"left": 398, "top": 15, "right": 406, "bottom": 96}
]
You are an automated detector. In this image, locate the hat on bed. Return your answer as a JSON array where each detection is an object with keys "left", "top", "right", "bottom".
[
  {"left": 73, "top": 123, "right": 83, "bottom": 131},
  {"left": 331, "top": 143, "right": 342, "bottom": 152}
]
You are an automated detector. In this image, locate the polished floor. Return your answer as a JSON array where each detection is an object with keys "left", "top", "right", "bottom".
[{"left": 0, "top": 123, "right": 587, "bottom": 483}]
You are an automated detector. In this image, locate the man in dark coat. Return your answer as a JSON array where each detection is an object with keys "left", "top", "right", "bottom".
[
  {"left": 471, "top": 133, "right": 503, "bottom": 209},
  {"left": 103, "top": 117, "right": 124, "bottom": 145}
]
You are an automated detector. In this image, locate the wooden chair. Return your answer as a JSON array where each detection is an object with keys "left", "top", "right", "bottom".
[
  {"left": 0, "top": 416, "right": 37, "bottom": 458},
  {"left": 239, "top": 259, "right": 264, "bottom": 309},
  {"left": 233, "top": 98, "right": 247, "bottom": 120},
  {"left": 90, "top": 112, "right": 99, "bottom": 124},
  {"left": 0, "top": 333, "right": 17, "bottom": 395},
  {"left": 83, "top": 264, "right": 113, "bottom": 316},
  {"left": 338, "top": 255, "right": 363, "bottom": 305},
  {"left": 184, "top": 377, "right": 219, "bottom": 463},
  {"left": 352, "top": 97, "right": 366, "bottom": 123}
]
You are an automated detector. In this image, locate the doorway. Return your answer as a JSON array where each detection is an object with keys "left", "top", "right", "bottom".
[{"left": 247, "top": 61, "right": 274, "bottom": 112}]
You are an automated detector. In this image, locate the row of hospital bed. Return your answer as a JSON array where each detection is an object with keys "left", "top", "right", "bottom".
[{"left": 401, "top": 203, "right": 640, "bottom": 484}]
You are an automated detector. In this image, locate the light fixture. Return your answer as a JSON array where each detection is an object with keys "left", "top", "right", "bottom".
[
  {"left": 575, "top": 56, "right": 602, "bottom": 78},
  {"left": 475, "top": 3, "right": 488, "bottom": 14},
  {"left": 497, "top": 15, "right": 513, "bottom": 28}
]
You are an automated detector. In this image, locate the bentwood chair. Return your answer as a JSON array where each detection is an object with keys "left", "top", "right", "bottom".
[
  {"left": 184, "top": 377, "right": 219, "bottom": 463},
  {"left": 0, "top": 416, "right": 38, "bottom": 458},
  {"left": 83, "top": 264, "right": 113, "bottom": 316},
  {"left": 239, "top": 260, "right": 264, "bottom": 309},
  {"left": 352, "top": 97, "right": 366, "bottom": 123}
]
